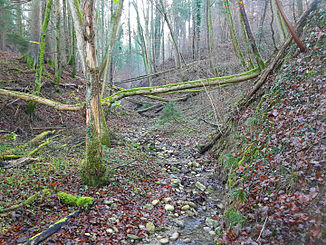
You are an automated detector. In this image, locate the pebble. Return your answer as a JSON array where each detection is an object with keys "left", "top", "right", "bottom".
[
  {"left": 209, "top": 230, "right": 216, "bottom": 236},
  {"left": 159, "top": 238, "right": 169, "bottom": 244},
  {"left": 146, "top": 222, "right": 155, "bottom": 233},
  {"left": 181, "top": 205, "right": 190, "bottom": 211},
  {"left": 170, "top": 232, "right": 180, "bottom": 241},
  {"left": 127, "top": 234, "right": 140, "bottom": 240},
  {"left": 165, "top": 204, "right": 174, "bottom": 211},
  {"left": 217, "top": 203, "right": 224, "bottom": 209},
  {"left": 152, "top": 199, "right": 160, "bottom": 206},
  {"left": 203, "top": 227, "right": 211, "bottom": 232},
  {"left": 195, "top": 182, "right": 206, "bottom": 191},
  {"left": 183, "top": 238, "right": 191, "bottom": 243},
  {"left": 187, "top": 201, "right": 197, "bottom": 209},
  {"left": 163, "top": 197, "right": 172, "bottom": 203},
  {"left": 106, "top": 228, "right": 114, "bottom": 233},
  {"left": 175, "top": 220, "right": 185, "bottom": 228}
]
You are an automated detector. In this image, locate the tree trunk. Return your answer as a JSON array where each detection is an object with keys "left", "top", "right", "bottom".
[
  {"left": 28, "top": 0, "right": 41, "bottom": 65},
  {"left": 224, "top": 0, "right": 247, "bottom": 70},
  {"left": 67, "top": 0, "right": 86, "bottom": 75},
  {"left": 100, "top": 0, "right": 124, "bottom": 98},
  {"left": 238, "top": 1, "right": 265, "bottom": 70},
  {"left": 82, "top": 0, "right": 106, "bottom": 187},
  {"left": 54, "top": 0, "right": 62, "bottom": 84},
  {"left": 157, "top": 0, "right": 184, "bottom": 68},
  {"left": 275, "top": 0, "right": 306, "bottom": 52},
  {"left": 27, "top": 0, "right": 53, "bottom": 115}
]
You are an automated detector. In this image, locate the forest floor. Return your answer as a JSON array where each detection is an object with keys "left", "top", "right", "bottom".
[{"left": 0, "top": 3, "right": 325, "bottom": 245}]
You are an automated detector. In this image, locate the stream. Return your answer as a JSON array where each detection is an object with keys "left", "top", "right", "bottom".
[{"left": 122, "top": 125, "right": 225, "bottom": 245}]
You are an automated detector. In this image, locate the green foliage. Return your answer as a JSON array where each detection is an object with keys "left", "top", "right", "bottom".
[
  {"left": 225, "top": 207, "right": 245, "bottom": 227},
  {"left": 157, "top": 102, "right": 184, "bottom": 126}
]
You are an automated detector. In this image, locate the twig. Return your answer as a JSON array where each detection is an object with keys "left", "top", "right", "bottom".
[{"left": 257, "top": 217, "right": 268, "bottom": 242}]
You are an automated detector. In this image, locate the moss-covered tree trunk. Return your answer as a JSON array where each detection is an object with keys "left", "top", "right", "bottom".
[
  {"left": 100, "top": 0, "right": 124, "bottom": 98},
  {"left": 224, "top": 0, "right": 247, "bottom": 71},
  {"left": 27, "top": 0, "right": 53, "bottom": 114},
  {"left": 54, "top": 0, "right": 62, "bottom": 83},
  {"left": 81, "top": 0, "right": 106, "bottom": 187},
  {"left": 238, "top": 1, "right": 265, "bottom": 70}
]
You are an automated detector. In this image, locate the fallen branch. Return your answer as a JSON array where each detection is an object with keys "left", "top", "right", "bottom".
[
  {"left": 0, "top": 68, "right": 260, "bottom": 111},
  {"left": 0, "top": 194, "right": 38, "bottom": 214},
  {"left": 2, "top": 156, "right": 39, "bottom": 169},
  {"left": 25, "top": 210, "right": 82, "bottom": 245}
]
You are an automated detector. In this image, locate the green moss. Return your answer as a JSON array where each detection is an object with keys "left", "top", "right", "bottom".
[
  {"left": 57, "top": 192, "right": 93, "bottom": 209},
  {"left": 57, "top": 192, "right": 78, "bottom": 205},
  {"left": 76, "top": 197, "right": 93, "bottom": 209}
]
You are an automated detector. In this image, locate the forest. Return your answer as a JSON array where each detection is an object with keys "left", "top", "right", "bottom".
[{"left": 0, "top": 0, "right": 325, "bottom": 244}]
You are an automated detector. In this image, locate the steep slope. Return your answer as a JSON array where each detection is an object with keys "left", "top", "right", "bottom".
[{"left": 214, "top": 4, "right": 325, "bottom": 244}]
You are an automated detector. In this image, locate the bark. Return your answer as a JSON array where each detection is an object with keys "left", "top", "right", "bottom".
[
  {"left": 157, "top": 0, "right": 185, "bottom": 68},
  {"left": 100, "top": 0, "right": 124, "bottom": 98},
  {"left": 0, "top": 68, "right": 260, "bottom": 111},
  {"left": 271, "top": 0, "right": 287, "bottom": 43},
  {"left": 224, "top": 0, "right": 247, "bottom": 70},
  {"left": 82, "top": 0, "right": 106, "bottom": 187},
  {"left": 27, "top": 0, "right": 53, "bottom": 114},
  {"left": 275, "top": 0, "right": 306, "bottom": 52},
  {"left": 28, "top": 0, "right": 41, "bottom": 65},
  {"left": 238, "top": 1, "right": 265, "bottom": 70},
  {"left": 67, "top": 0, "right": 86, "bottom": 75},
  {"left": 54, "top": 0, "right": 62, "bottom": 83}
]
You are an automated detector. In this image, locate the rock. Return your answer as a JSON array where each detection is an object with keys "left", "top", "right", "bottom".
[
  {"left": 206, "top": 218, "right": 219, "bottom": 228},
  {"left": 183, "top": 238, "right": 191, "bottom": 243},
  {"left": 152, "top": 199, "right": 160, "bottom": 206},
  {"left": 146, "top": 222, "right": 155, "bottom": 233},
  {"left": 203, "top": 227, "right": 211, "bottom": 233},
  {"left": 159, "top": 238, "right": 169, "bottom": 244},
  {"left": 192, "top": 162, "right": 201, "bottom": 168},
  {"left": 174, "top": 220, "right": 185, "bottom": 228},
  {"left": 127, "top": 234, "right": 140, "bottom": 240},
  {"left": 187, "top": 201, "right": 197, "bottom": 209},
  {"left": 170, "top": 232, "right": 180, "bottom": 241},
  {"left": 106, "top": 228, "right": 114, "bottom": 233},
  {"left": 181, "top": 205, "right": 190, "bottom": 211},
  {"left": 195, "top": 182, "right": 206, "bottom": 191},
  {"left": 171, "top": 179, "right": 180, "bottom": 186},
  {"left": 217, "top": 203, "right": 224, "bottom": 209},
  {"left": 165, "top": 204, "right": 174, "bottom": 211},
  {"left": 209, "top": 231, "right": 216, "bottom": 236},
  {"left": 163, "top": 197, "right": 172, "bottom": 203},
  {"left": 104, "top": 200, "right": 114, "bottom": 205}
]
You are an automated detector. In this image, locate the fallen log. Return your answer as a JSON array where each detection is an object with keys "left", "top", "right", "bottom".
[
  {"left": 0, "top": 194, "right": 38, "bottom": 214},
  {"left": 2, "top": 156, "right": 39, "bottom": 169},
  {"left": 25, "top": 210, "right": 82, "bottom": 245}
]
